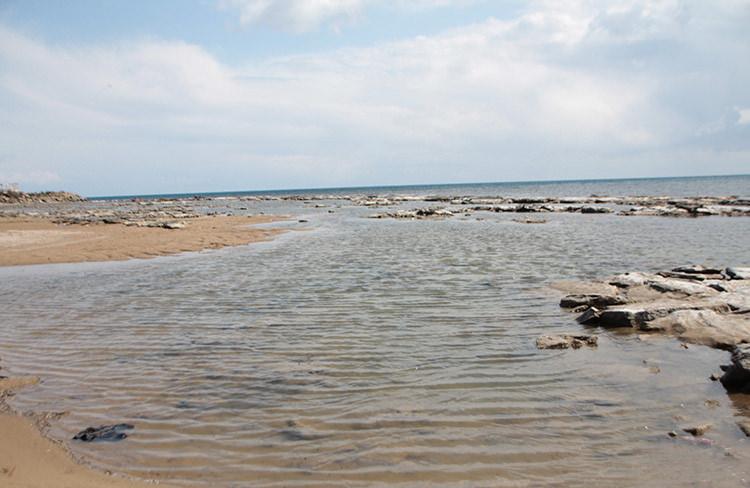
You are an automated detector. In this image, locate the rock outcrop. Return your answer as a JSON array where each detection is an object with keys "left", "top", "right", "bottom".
[
  {"left": 557, "top": 265, "right": 750, "bottom": 392},
  {"left": 565, "top": 267, "right": 750, "bottom": 349},
  {"left": 0, "top": 190, "right": 85, "bottom": 204}
]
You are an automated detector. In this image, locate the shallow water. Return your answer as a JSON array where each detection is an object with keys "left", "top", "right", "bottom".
[{"left": 2, "top": 177, "right": 750, "bottom": 487}]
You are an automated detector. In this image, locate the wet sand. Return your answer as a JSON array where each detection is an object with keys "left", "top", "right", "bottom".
[
  {"left": 0, "top": 215, "right": 285, "bottom": 266},
  {"left": 0, "top": 378, "right": 171, "bottom": 488}
]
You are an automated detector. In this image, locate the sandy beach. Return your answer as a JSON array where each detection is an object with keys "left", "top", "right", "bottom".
[{"left": 0, "top": 215, "right": 285, "bottom": 266}]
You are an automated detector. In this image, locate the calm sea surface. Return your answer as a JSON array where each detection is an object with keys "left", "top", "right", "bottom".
[{"left": 2, "top": 176, "right": 750, "bottom": 487}]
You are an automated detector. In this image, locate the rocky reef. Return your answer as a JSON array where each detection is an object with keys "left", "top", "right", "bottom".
[{"left": 364, "top": 195, "right": 750, "bottom": 219}]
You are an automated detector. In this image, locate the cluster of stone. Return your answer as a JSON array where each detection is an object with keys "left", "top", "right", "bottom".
[{"left": 0, "top": 190, "right": 85, "bottom": 204}]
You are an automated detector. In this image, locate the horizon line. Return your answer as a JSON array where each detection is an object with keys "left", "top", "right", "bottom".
[{"left": 88, "top": 173, "right": 750, "bottom": 200}]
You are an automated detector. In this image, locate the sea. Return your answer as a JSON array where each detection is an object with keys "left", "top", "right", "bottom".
[{"left": 1, "top": 174, "right": 750, "bottom": 487}]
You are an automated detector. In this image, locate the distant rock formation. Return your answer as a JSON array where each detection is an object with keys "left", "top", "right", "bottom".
[{"left": 0, "top": 189, "right": 85, "bottom": 204}]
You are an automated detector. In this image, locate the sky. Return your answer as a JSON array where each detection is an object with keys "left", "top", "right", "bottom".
[{"left": 0, "top": 0, "right": 748, "bottom": 196}]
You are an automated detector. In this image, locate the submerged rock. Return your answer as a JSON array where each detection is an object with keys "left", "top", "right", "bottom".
[
  {"left": 536, "top": 334, "right": 598, "bottom": 349},
  {"left": 682, "top": 424, "right": 712, "bottom": 437},
  {"left": 73, "top": 423, "right": 134, "bottom": 442}
]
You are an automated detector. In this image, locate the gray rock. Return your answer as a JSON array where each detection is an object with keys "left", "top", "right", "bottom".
[
  {"left": 576, "top": 297, "right": 736, "bottom": 330},
  {"left": 608, "top": 272, "right": 659, "bottom": 288},
  {"left": 536, "top": 334, "right": 598, "bottom": 349},
  {"left": 645, "top": 310, "right": 750, "bottom": 349},
  {"left": 648, "top": 278, "right": 717, "bottom": 296}
]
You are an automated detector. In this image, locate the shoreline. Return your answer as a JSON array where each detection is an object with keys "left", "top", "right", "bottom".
[
  {"left": 0, "top": 212, "right": 290, "bottom": 487},
  {"left": 0, "top": 378, "right": 175, "bottom": 488},
  {"left": 0, "top": 215, "right": 287, "bottom": 267}
]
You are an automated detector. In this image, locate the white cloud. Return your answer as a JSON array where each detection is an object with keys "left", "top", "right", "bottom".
[
  {"left": 0, "top": 0, "right": 749, "bottom": 194},
  {"left": 217, "top": 0, "right": 479, "bottom": 32},
  {"left": 218, "top": 0, "right": 366, "bottom": 32},
  {"left": 738, "top": 107, "right": 750, "bottom": 125}
]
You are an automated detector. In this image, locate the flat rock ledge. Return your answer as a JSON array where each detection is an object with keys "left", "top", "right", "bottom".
[{"left": 555, "top": 264, "right": 750, "bottom": 394}]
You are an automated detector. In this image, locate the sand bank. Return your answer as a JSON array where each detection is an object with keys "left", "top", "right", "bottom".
[{"left": 0, "top": 215, "right": 285, "bottom": 266}]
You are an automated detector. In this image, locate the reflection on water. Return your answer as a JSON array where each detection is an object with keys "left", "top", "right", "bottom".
[{"left": 2, "top": 179, "right": 750, "bottom": 487}]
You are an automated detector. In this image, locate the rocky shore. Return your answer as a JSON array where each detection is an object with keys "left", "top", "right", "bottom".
[
  {"left": 0, "top": 189, "right": 85, "bottom": 204},
  {"left": 549, "top": 264, "right": 750, "bottom": 435},
  {"left": 354, "top": 195, "right": 750, "bottom": 219},
  {"left": 3, "top": 191, "right": 749, "bottom": 225}
]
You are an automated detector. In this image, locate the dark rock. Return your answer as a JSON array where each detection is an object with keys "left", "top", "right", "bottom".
[
  {"left": 720, "top": 344, "right": 750, "bottom": 392},
  {"left": 560, "top": 294, "right": 627, "bottom": 309},
  {"left": 682, "top": 424, "right": 712, "bottom": 437},
  {"left": 576, "top": 307, "right": 601, "bottom": 324},
  {"left": 512, "top": 218, "right": 547, "bottom": 224},
  {"left": 580, "top": 206, "right": 612, "bottom": 214},
  {"left": 672, "top": 265, "right": 724, "bottom": 275},
  {"left": 657, "top": 271, "right": 712, "bottom": 281},
  {"left": 726, "top": 267, "right": 750, "bottom": 280},
  {"left": 73, "top": 423, "right": 134, "bottom": 442},
  {"left": 161, "top": 221, "right": 185, "bottom": 229}
]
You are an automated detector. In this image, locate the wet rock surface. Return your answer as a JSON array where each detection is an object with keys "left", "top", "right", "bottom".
[
  {"left": 535, "top": 334, "right": 598, "bottom": 349},
  {"left": 72, "top": 423, "right": 134, "bottom": 442},
  {"left": 682, "top": 424, "right": 712, "bottom": 437},
  {"left": 720, "top": 344, "right": 750, "bottom": 393}
]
